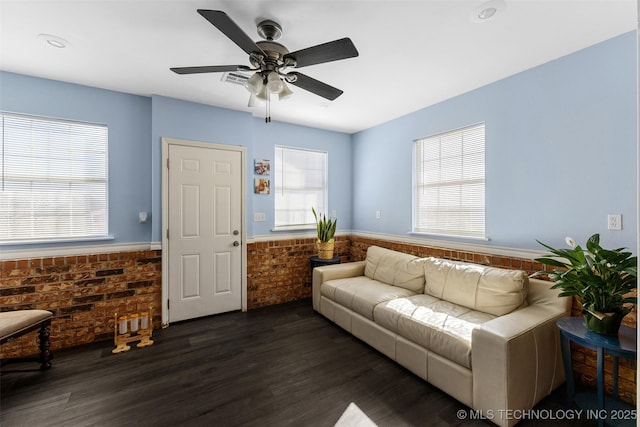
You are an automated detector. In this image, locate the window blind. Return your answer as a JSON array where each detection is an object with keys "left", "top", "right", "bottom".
[
  {"left": 0, "top": 114, "right": 109, "bottom": 243},
  {"left": 414, "top": 123, "right": 485, "bottom": 238},
  {"left": 274, "top": 146, "right": 327, "bottom": 227}
]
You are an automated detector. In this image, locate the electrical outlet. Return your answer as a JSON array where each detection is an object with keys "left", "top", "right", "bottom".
[
  {"left": 253, "top": 212, "right": 266, "bottom": 222},
  {"left": 607, "top": 214, "right": 622, "bottom": 230},
  {"left": 375, "top": 211, "right": 381, "bottom": 220},
  {"left": 331, "top": 210, "right": 337, "bottom": 218}
]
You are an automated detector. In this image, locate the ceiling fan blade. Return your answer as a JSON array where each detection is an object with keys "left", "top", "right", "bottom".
[
  {"left": 283, "top": 38, "right": 358, "bottom": 68},
  {"left": 197, "top": 10, "right": 265, "bottom": 56},
  {"left": 286, "top": 72, "right": 343, "bottom": 101},
  {"left": 170, "top": 65, "right": 251, "bottom": 75}
]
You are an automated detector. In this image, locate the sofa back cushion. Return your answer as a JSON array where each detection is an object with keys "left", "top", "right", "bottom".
[
  {"left": 364, "top": 246, "right": 425, "bottom": 293},
  {"left": 423, "top": 257, "right": 528, "bottom": 316}
]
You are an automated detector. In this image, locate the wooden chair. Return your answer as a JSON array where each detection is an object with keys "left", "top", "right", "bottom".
[{"left": 0, "top": 310, "right": 53, "bottom": 370}]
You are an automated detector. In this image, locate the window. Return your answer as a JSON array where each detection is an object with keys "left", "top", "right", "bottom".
[
  {"left": 414, "top": 123, "right": 485, "bottom": 239},
  {"left": 274, "top": 146, "right": 327, "bottom": 229},
  {"left": 0, "top": 113, "right": 109, "bottom": 243}
]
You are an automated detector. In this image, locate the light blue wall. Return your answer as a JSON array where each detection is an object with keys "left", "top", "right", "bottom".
[
  {"left": 150, "top": 96, "right": 352, "bottom": 241},
  {"left": 150, "top": 95, "right": 255, "bottom": 243},
  {"left": 0, "top": 71, "right": 152, "bottom": 249},
  {"left": 2, "top": 30, "right": 637, "bottom": 253},
  {"left": 249, "top": 118, "right": 353, "bottom": 237},
  {"left": 352, "top": 31, "right": 638, "bottom": 251},
  {"left": 0, "top": 73, "right": 353, "bottom": 250}
]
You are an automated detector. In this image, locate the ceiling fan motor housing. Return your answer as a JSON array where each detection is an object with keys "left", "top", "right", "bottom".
[
  {"left": 256, "top": 40, "right": 289, "bottom": 63},
  {"left": 257, "top": 19, "right": 282, "bottom": 41},
  {"left": 254, "top": 20, "right": 289, "bottom": 69}
]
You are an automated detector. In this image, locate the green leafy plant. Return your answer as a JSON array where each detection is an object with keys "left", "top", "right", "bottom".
[
  {"left": 312, "top": 207, "right": 337, "bottom": 242},
  {"left": 534, "top": 234, "right": 637, "bottom": 319}
]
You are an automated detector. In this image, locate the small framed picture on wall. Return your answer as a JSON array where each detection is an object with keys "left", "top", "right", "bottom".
[
  {"left": 254, "top": 159, "right": 270, "bottom": 175},
  {"left": 255, "top": 178, "right": 270, "bottom": 195}
]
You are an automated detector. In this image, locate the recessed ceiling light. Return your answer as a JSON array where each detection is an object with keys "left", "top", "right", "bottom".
[
  {"left": 38, "top": 34, "right": 70, "bottom": 49},
  {"left": 478, "top": 7, "right": 497, "bottom": 20},
  {"left": 470, "top": 0, "right": 506, "bottom": 23}
]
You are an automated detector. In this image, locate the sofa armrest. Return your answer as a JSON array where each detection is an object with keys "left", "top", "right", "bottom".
[
  {"left": 312, "top": 261, "right": 366, "bottom": 312},
  {"left": 471, "top": 302, "right": 570, "bottom": 427}
]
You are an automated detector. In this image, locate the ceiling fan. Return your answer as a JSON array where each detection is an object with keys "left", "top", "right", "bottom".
[{"left": 170, "top": 9, "right": 359, "bottom": 115}]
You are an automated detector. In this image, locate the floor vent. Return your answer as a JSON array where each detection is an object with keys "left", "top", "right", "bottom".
[{"left": 222, "top": 71, "right": 251, "bottom": 85}]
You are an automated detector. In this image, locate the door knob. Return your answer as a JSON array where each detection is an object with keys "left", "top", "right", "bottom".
[{"left": 233, "top": 241, "right": 240, "bottom": 247}]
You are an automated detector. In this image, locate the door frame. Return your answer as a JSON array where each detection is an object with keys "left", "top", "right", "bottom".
[{"left": 161, "top": 137, "right": 247, "bottom": 326}]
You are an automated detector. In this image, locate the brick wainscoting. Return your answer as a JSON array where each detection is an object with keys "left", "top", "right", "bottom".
[
  {"left": 246, "top": 235, "right": 351, "bottom": 309},
  {"left": 1, "top": 236, "right": 636, "bottom": 404},
  {"left": 0, "top": 250, "right": 162, "bottom": 359}
]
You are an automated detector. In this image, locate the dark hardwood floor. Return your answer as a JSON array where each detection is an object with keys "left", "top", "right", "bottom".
[{"left": 1, "top": 299, "right": 593, "bottom": 426}]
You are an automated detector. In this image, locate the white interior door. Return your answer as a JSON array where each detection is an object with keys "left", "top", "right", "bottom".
[{"left": 167, "top": 142, "right": 242, "bottom": 322}]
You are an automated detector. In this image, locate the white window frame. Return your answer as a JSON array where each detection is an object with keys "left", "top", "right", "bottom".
[
  {"left": 0, "top": 113, "right": 109, "bottom": 244},
  {"left": 273, "top": 145, "right": 328, "bottom": 231},
  {"left": 413, "top": 123, "right": 486, "bottom": 239}
]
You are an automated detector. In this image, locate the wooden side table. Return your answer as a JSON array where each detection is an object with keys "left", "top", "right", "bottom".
[
  {"left": 556, "top": 317, "right": 636, "bottom": 427},
  {"left": 310, "top": 255, "right": 341, "bottom": 274}
]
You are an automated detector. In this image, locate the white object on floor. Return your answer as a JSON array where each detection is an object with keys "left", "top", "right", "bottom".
[{"left": 334, "top": 402, "right": 378, "bottom": 427}]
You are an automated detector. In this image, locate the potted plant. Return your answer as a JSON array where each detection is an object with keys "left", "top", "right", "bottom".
[
  {"left": 312, "top": 207, "right": 337, "bottom": 260},
  {"left": 534, "top": 234, "right": 637, "bottom": 335}
]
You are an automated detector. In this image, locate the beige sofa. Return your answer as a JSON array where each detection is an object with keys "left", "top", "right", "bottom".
[{"left": 312, "top": 246, "right": 571, "bottom": 427}]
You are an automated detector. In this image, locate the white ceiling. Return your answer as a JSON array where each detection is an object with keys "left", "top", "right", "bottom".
[{"left": 0, "top": 0, "right": 637, "bottom": 134}]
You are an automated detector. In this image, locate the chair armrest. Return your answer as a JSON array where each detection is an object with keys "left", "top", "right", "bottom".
[
  {"left": 312, "top": 261, "right": 366, "bottom": 312},
  {"left": 471, "top": 303, "right": 570, "bottom": 427}
]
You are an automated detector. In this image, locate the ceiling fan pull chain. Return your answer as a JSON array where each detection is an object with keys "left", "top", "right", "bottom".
[{"left": 265, "top": 91, "right": 271, "bottom": 123}]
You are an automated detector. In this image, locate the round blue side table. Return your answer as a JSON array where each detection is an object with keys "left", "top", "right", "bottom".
[{"left": 556, "top": 316, "right": 636, "bottom": 427}]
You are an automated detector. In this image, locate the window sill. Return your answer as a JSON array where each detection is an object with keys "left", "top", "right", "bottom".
[
  {"left": 408, "top": 231, "right": 490, "bottom": 242},
  {"left": 0, "top": 235, "right": 115, "bottom": 246},
  {"left": 272, "top": 225, "right": 316, "bottom": 232}
]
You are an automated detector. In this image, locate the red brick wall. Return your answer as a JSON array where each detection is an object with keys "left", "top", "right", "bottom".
[
  {"left": 0, "top": 250, "right": 161, "bottom": 358},
  {"left": 246, "top": 236, "right": 351, "bottom": 309},
  {"left": 350, "top": 236, "right": 538, "bottom": 273},
  {"left": 1, "top": 236, "right": 636, "bottom": 404}
]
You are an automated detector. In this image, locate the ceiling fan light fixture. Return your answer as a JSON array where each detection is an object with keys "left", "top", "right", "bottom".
[
  {"left": 255, "top": 82, "right": 269, "bottom": 101},
  {"left": 245, "top": 72, "right": 264, "bottom": 95},
  {"left": 266, "top": 71, "right": 284, "bottom": 94},
  {"left": 248, "top": 94, "right": 265, "bottom": 107},
  {"left": 278, "top": 82, "right": 294, "bottom": 101}
]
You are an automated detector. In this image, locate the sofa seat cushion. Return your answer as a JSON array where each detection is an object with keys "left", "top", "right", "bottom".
[
  {"left": 374, "top": 295, "right": 496, "bottom": 368},
  {"left": 363, "top": 246, "right": 425, "bottom": 293},
  {"left": 321, "top": 276, "right": 416, "bottom": 320},
  {"left": 423, "top": 257, "right": 529, "bottom": 316}
]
